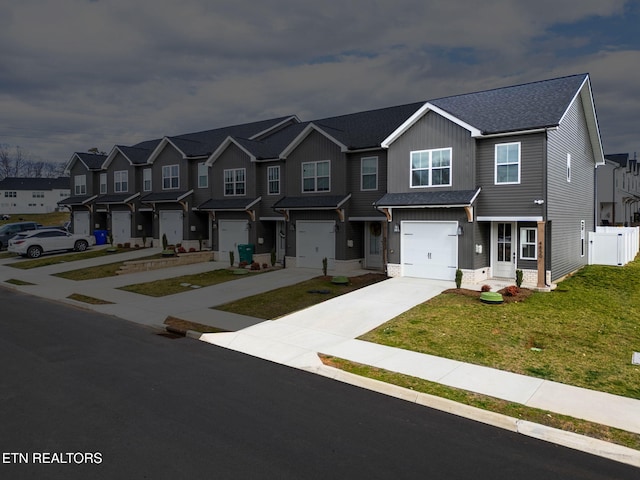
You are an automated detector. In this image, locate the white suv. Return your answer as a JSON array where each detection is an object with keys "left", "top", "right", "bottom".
[{"left": 8, "top": 228, "right": 96, "bottom": 258}]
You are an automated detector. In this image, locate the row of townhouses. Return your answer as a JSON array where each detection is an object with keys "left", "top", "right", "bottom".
[
  {"left": 597, "top": 153, "right": 640, "bottom": 226},
  {"left": 60, "top": 73, "right": 606, "bottom": 288},
  {"left": 0, "top": 177, "right": 70, "bottom": 214}
]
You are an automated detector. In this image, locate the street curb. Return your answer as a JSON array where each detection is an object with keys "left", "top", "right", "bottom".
[{"left": 312, "top": 364, "right": 640, "bottom": 469}]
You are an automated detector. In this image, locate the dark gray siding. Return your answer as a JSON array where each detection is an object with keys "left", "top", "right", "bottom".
[
  {"left": 475, "top": 133, "right": 545, "bottom": 218},
  {"left": 285, "top": 130, "right": 347, "bottom": 195},
  {"left": 151, "top": 147, "right": 189, "bottom": 195},
  {"left": 69, "top": 163, "right": 95, "bottom": 194},
  {"left": 256, "top": 160, "right": 286, "bottom": 218},
  {"left": 189, "top": 159, "right": 211, "bottom": 208},
  {"left": 210, "top": 144, "right": 256, "bottom": 199},
  {"left": 346, "top": 150, "right": 388, "bottom": 219},
  {"left": 106, "top": 154, "right": 134, "bottom": 195},
  {"left": 386, "top": 111, "right": 476, "bottom": 193},
  {"left": 547, "top": 94, "right": 595, "bottom": 280}
]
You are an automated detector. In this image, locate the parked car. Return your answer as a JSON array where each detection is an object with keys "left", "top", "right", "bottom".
[
  {"left": 8, "top": 228, "right": 96, "bottom": 258},
  {"left": 0, "top": 221, "right": 41, "bottom": 250},
  {"left": 1, "top": 214, "right": 10, "bottom": 220}
]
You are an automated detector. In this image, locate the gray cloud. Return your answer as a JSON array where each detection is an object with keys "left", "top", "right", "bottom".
[{"left": 0, "top": 0, "right": 637, "bottom": 163}]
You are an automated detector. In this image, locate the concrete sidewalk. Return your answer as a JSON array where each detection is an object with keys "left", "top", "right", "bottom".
[{"left": 1, "top": 249, "right": 639, "bottom": 466}]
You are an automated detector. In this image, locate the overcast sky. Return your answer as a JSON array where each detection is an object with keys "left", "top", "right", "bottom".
[{"left": 1, "top": 0, "right": 639, "bottom": 165}]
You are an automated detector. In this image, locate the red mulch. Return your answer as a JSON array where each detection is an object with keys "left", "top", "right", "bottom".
[{"left": 443, "top": 287, "right": 534, "bottom": 303}]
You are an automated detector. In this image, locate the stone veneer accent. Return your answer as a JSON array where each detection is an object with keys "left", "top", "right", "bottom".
[{"left": 116, "top": 251, "right": 213, "bottom": 275}]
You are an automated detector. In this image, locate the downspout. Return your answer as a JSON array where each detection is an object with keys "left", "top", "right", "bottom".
[{"left": 537, "top": 130, "right": 549, "bottom": 288}]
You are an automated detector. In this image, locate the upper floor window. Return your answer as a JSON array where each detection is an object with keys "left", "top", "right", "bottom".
[
  {"left": 162, "top": 165, "right": 179, "bottom": 190},
  {"left": 267, "top": 165, "right": 280, "bottom": 195},
  {"left": 32, "top": 192, "right": 44, "bottom": 198},
  {"left": 495, "top": 142, "right": 520, "bottom": 184},
  {"left": 74, "top": 175, "right": 86, "bottom": 195},
  {"left": 198, "top": 162, "right": 208, "bottom": 189},
  {"left": 361, "top": 156, "right": 378, "bottom": 191},
  {"left": 114, "top": 170, "right": 128, "bottom": 193},
  {"left": 4, "top": 191, "right": 16, "bottom": 198},
  {"left": 99, "top": 173, "right": 107, "bottom": 194},
  {"left": 143, "top": 168, "right": 152, "bottom": 192},
  {"left": 410, "top": 148, "right": 451, "bottom": 187},
  {"left": 520, "top": 227, "right": 537, "bottom": 260},
  {"left": 224, "top": 168, "right": 245, "bottom": 196},
  {"left": 302, "top": 160, "right": 330, "bottom": 192}
]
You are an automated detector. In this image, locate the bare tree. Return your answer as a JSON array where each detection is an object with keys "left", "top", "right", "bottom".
[
  {"left": 12, "top": 146, "right": 25, "bottom": 177},
  {"left": 0, "top": 144, "right": 11, "bottom": 180}
]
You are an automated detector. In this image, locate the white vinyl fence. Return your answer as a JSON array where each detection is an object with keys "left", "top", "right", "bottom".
[{"left": 588, "top": 226, "right": 639, "bottom": 266}]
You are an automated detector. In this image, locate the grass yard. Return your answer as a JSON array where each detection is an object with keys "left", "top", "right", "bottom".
[
  {"left": 214, "top": 273, "right": 387, "bottom": 319},
  {"left": 7, "top": 248, "right": 115, "bottom": 269},
  {"left": 0, "top": 211, "right": 70, "bottom": 228},
  {"left": 118, "top": 268, "right": 269, "bottom": 297},
  {"left": 360, "top": 260, "right": 640, "bottom": 400}
]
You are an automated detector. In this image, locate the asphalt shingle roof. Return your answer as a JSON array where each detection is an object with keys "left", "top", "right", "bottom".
[
  {"left": 273, "top": 195, "right": 351, "bottom": 209},
  {"left": 74, "top": 152, "right": 107, "bottom": 170},
  {"left": 374, "top": 189, "right": 481, "bottom": 207},
  {"left": 0, "top": 177, "right": 69, "bottom": 190},
  {"left": 197, "top": 198, "right": 259, "bottom": 210},
  {"left": 140, "top": 191, "right": 192, "bottom": 203},
  {"left": 429, "top": 74, "right": 588, "bottom": 134}
]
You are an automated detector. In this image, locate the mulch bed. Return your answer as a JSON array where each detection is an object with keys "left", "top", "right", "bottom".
[{"left": 443, "top": 287, "right": 534, "bottom": 303}]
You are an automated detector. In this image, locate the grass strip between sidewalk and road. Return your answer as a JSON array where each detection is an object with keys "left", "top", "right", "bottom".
[
  {"left": 320, "top": 355, "right": 640, "bottom": 451},
  {"left": 213, "top": 273, "right": 387, "bottom": 320},
  {"left": 66, "top": 293, "right": 114, "bottom": 305},
  {"left": 54, "top": 253, "right": 164, "bottom": 280}
]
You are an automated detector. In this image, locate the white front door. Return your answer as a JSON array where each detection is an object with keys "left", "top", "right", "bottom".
[
  {"left": 296, "top": 221, "right": 335, "bottom": 269},
  {"left": 493, "top": 222, "right": 515, "bottom": 278},
  {"left": 218, "top": 220, "right": 248, "bottom": 261},
  {"left": 111, "top": 211, "right": 131, "bottom": 245},
  {"left": 276, "top": 221, "right": 286, "bottom": 263},
  {"left": 364, "top": 221, "right": 383, "bottom": 269},
  {"left": 73, "top": 211, "right": 90, "bottom": 236},
  {"left": 401, "top": 221, "right": 458, "bottom": 280},
  {"left": 159, "top": 210, "right": 183, "bottom": 246}
]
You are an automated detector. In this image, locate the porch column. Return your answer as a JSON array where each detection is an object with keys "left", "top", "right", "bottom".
[{"left": 537, "top": 220, "right": 546, "bottom": 288}]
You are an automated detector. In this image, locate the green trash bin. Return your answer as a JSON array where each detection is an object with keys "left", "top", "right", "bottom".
[{"left": 238, "top": 244, "right": 254, "bottom": 263}]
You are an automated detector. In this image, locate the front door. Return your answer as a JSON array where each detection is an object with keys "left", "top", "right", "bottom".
[
  {"left": 364, "top": 221, "right": 383, "bottom": 269},
  {"left": 493, "top": 222, "right": 515, "bottom": 278}
]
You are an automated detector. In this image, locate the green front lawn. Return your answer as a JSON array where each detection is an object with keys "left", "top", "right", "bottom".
[
  {"left": 360, "top": 260, "right": 640, "bottom": 400},
  {"left": 7, "top": 248, "right": 115, "bottom": 269},
  {"left": 214, "top": 273, "right": 387, "bottom": 319}
]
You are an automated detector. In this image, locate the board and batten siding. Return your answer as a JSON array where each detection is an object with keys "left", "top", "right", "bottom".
[
  {"left": 547, "top": 93, "right": 595, "bottom": 281},
  {"left": 475, "top": 133, "right": 546, "bottom": 218},
  {"left": 386, "top": 111, "right": 476, "bottom": 193},
  {"left": 346, "top": 150, "right": 388, "bottom": 219},
  {"left": 284, "top": 130, "right": 347, "bottom": 196},
  {"left": 210, "top": 143, "right": 256, "bottom": 199}
]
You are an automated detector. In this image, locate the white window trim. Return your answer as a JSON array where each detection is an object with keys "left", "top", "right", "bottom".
[
  {"left": 198, "top": 162, "right": 208, "bottom": 189},
  {"left": 162, "top": 165, "right": 180, "bottom": 190},
  {"left": 74, "top": 175, "right": 86, "bottom": 195},
  {"left": 494, "top": 142, "right": 521, "bottom": 185},
  {"left": 409, "top": 148, "right": 452, "bottom": 188},
  {"left": 143, "top": 168, "right": 152, "bottom": 192},
  {"left": 224, "top": 168, "right": 246, "bottom": 196},
  {"left": 302, "top": 160, "right": 331, "bottom": 193},
  {"left": 99, "top": 173, "right": 107, "bottom": 194},
  {"left": 361, "top": 156, "right": 378, "bottom": 191},
  {"left": 114, "top": 170, "right": 128, "bottom": 193},
  {"left": 267, "top": 165, "right": 280, "bottom": 195},
  {"left": 520, "top": 227, "right": 537, "bottom": 260}
]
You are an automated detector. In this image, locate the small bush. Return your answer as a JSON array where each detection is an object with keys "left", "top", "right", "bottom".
[
  {"left": 239, "top": 261, "right": 248, "bottom": 268},
  {"left": 455, "top": 269, "right": 463, "bottom": 288},
  {"left": 262, "top": 263, "right": 268, "bottom": 269},
  {"left": 117, "top": 243, "right": 123, "bottom": 248},
  {"left": 124, "top": 242, "right": 131, "bottom": 248},
  {"left": 134, "top": 244, "right": 140, "bottom": 248},
  {"left": 188, "top": 247, "right": 196, "bottom": 253},
  {"left": 177, "top": 247, "right": 186, "bottom": 254},
  {"left": 250, "top": 262, "right": 260, "bottom": 271},
  {"left": 481, "top": 284, "right": 492, "bottom": 292},
  {"left": 516, "top": 269, "right": 524, "bottom": 288},
  {"left": 322, "top": 257, "right": 328, "bottom": 276},
  {"left": 229, "top": 251, "right": 234, "bottom": 266},
  {"left": 503, "top": 285, "right": 520, "bottom": 296}
]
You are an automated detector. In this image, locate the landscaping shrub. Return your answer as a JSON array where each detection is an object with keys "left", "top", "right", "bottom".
[
  {"left": 503, "top": 285, "right": 520, "bottom": 296},
  {"left": 177, "top": 246, "right": 186, "bottom": 254},
  {"left": 239, "top": 261, "right": 248, "bottom": 268},
  {"left": 516, "top": 269, "right": 523, "bottom": 287},
  {"left": 262, "top": 263, "right": 268, "bottom": 269},
  {"left": 250, "top": 262, "right": 260, "bottom": 271},
  {"left": 481, "top": 284, "right": 491, "bottom": 292},
  {"left": 189, "top": 247, "right": 196, "bottom": 253},
  {"left": 455, "top": 269, "right": 463, "bottom": 288}
]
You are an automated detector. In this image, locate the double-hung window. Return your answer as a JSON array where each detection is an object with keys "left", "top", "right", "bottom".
[
  {"left": 267, "top": 166, "right": 280, "bottom": 195},
  {"left": 143, "top": 168, "right": 152, "bottom": 192},
  {"left": 520, "top": 227, "right": 537, "bottom": 260},
  {"left": 74, "top": 175, "right": 86, "bottom": 195},
  {"left": 114, "top": 171, "right": 128, "bottom": 193},
  {"left": 302, "top": 161, "right": 330, "bottom": 192},
  {"left": 361, "top": 156, "right": 378, "bottom": 190},
  {"left": 495, "top": 142, "right": 520, "bottom": 184},
  {"left": 410, "top": 148, "right": 451, "bottom": 187},
  {"left": 224, "top": 168, "right": 245, "bottom": 196},
  {"left": 198, "top": 162, "right": 208, "bottom": 188},
  {"left": 99, "top": 173, "right": 107, "bottom": 194},
  {"left": 162, "top": 165, "right": 179, "bottom": 190}
]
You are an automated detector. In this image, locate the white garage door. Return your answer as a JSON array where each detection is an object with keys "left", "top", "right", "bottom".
[
  {"left": 218, "top": 220, "right": 248, "bottom": 259},
  {"left": 73, "top": 211, "right": 90, "bottom": 236},
  {"left": 401, "top": 221, "right": 458, "bottom": 280},
  {"left": 111, "top": 211, "right": 131, "bottom": 245},
  {"left": 159, "top": 210, "right": 183, "bottom": 246},
  {"left": 296, "top": 221, "right": 335, "bottom": 269}
]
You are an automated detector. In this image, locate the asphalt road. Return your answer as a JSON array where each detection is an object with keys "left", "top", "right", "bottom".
[{"left": 0, "top": 287, "right": 637, "bottom": 479}]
